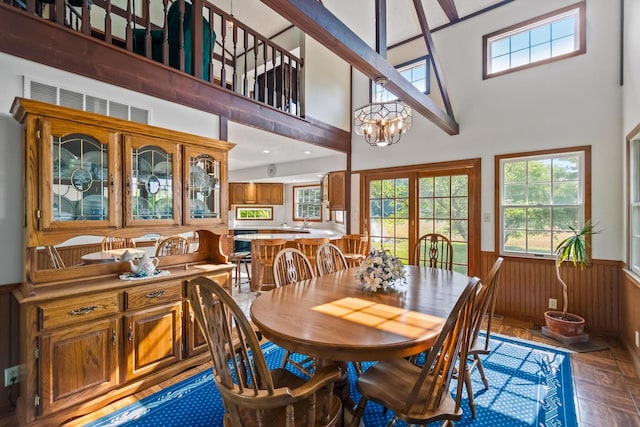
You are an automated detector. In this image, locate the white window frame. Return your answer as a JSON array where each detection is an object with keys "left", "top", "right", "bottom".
[
  {"left": 628, "top": 134, "right": 640, "bottom": 277},
  {"left": 293, "top": 185, "right": 322, "bottom": 221},
  {"left": 373, "top": 56, "right": 430, "bottom": 102},
  {"left": 483, "top": 2, "right": 585, "bottom": 79},
  {"left": 498, "top": 147, "right": 590, "bottom": 259}
]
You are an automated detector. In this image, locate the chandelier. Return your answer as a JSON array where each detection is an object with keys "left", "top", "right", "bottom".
[{"left": 353, "top": 100, "right": 412, "bottom": 147}]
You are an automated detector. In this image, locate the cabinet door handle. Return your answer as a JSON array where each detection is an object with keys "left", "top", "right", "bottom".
[
  {"left": 145, "top": 290, "right": 166, "bottom": 298},
  {"left": 67, "top": 305, "right": 98, "bottom": 316},
  {"left": 128, "top": 324, "right": 133, "bottom": 343},
  {"left": 112, "top": 328, "right": 116, "bottom": 346}
]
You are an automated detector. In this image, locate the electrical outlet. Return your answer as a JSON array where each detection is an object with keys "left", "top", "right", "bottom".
[
  {"left": 548, "top": 298, "right": 557, "bottom": 310},
  {"left": 4, "top": 365, "right": 20, "bottom": 387},
  {"left": 635, "top": 330, "right": 639, "bottom": 348}
]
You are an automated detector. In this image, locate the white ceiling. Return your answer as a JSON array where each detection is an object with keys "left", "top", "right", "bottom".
[{"left": 222, "top": 0, "right": 512, "bottom": 183}]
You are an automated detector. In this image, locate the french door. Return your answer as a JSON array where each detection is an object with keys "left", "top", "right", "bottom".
[{"left": 361, "top": 159, "right": 481, "bottom": 275}]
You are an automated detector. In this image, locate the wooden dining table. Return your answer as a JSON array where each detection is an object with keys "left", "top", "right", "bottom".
[{"left": 250, "top": 265, "right": 475, "bottom": 410}]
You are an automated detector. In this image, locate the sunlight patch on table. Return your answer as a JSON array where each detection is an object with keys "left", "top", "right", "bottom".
[{"left": 311, "top": 297, "right": 445, "bottom": 339}]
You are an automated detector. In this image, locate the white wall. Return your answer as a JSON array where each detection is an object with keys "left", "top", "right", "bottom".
[
  {"left": 350, "top": 0, "right": 623, "bottom": 260},
  {"left": 622, "top": 0, "right": 640, "bottom": 262},
  {"left": 302, "top": 36, "right": 352, "bottom": 130},
  {"left": 0, "top": 53, "right": 221, "bottom": 285}
]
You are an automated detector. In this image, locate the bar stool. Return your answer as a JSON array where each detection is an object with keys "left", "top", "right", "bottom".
[
  {"left": 294, "top": 237, "right": 329, "bottom": 274},
  {"left": 252, "top": 238, "right": 287, "bottom": 294},
  {"left": 341, "top": 234, "right": 370, "bottom": 268},
  {"left": 225, "top": 234, "right": 251, "bottom": 293}
]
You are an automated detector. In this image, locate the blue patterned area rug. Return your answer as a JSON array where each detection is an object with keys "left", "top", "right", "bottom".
[{"left": 85, "top": 334, "right": 577, "bottom": 426}]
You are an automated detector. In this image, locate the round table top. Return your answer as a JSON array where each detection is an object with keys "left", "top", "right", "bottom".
[
  {"left": 250, "top": 266, "right": 473, "bottom": 362},
  {"left": 80, "top": 247, "right": 147, "bottom": 264}
]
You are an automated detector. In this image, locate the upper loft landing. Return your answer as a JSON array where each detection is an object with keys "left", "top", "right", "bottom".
[{"left": 0, "top": 0, "right": 350, "bottom": 153}]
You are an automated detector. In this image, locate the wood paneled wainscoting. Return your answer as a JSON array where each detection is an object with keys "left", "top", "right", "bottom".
[
  {"left": 481, "top": 252, "right": 623, "bottom": 336},
  {"left": 622, "top": 271, "right": 640, "bottom": 375},
  {"left": 0, "top": 284, "right": 19, "bottom": 418}
]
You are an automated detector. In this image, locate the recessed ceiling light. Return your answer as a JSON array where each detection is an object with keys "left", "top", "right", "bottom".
[
  {"left": 263, "top": 149, "right": 270, "bottom": 154},
  {"left": 304, "top": 151, "right": 311, "bottom": 154}
]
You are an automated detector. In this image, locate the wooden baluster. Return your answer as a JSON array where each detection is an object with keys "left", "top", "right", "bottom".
[
  {"left": 104, "top": 0, "right": 113, "bottom": 44},
  {"left": 220, "top": 15, "right": 227, "bottom": 88},
  {"left": 125, "top": 0, "right": 133, "bottom": 52},
  {"left": 284, "top": 55, "right": 291, "bottom": 113},
  {"left": 262, "top": 41, "right": 268, "bottom": 103},
  {"left": 143, "top": 0, "right": 151, "bottom": 59},
  {"left": 191, "top": 0, "right": 203, "bottom": 79},
  {"left": 296, "top": 58, "right": 302, "bottom": 116},
  {"left": 26, "top": 0, "right": 35, "bottom": 15},
  {"left": 271, "top": 46, "right": 276, "bottom": 107},
  {"left": 232, "top": 21, "right": 238, "bottom": 92},
  {"left": 243, "top": 29, "right": 249, "bottom": 96},
  {"left": 178, "top": 0, "right": 185, "bottom": 73},
  {"left": 161, "top": 0, "right": 169, "bottom": 66},
  {"left": 207, "top": 7, "right": 215, "bottom": 82},
  {"left": 81, "top": 0, "right": 91, "bottom": 35},
  {"left": 53, "top": 0, "right": 63, "bottom": 25},
  {"left": 253, "top": 35, "right": 259, "bottom": 100},
  {"left": 280, "top": 51, "right": 286, "bottom": 110}
]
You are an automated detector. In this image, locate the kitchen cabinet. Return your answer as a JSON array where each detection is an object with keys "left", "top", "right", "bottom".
[
  {"left": 228, "top": 182, "right": 284, "bottom": 206},
  {"left": 322, "top": 170, "right": 346, "bottom": 211}
]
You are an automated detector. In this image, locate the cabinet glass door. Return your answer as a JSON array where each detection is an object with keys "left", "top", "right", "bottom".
[
  {"left": 124, "top": 136, "right": 181, "bottom": 226},
  {"left": 42, "top": 118, "right": 118, "bottom": 230},
  {"left": 184, "top": 147, "right": 223, "bottom": 224}
]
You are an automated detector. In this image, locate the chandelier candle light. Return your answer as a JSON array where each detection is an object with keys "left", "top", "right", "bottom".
[{"left": 353, "top": 78, "right": 413, "bottom": 147}]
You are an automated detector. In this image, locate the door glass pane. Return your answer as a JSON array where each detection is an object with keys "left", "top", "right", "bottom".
[
  {"left": 188, "top": 154, "right": 220, "bottom": 219},
  {"left": 418, "top": 174, "right": 469, "bottom": 273},
  {"left": 53, "top": 134, "right": 108, "bottom": 222},
  {"left": 131, "top": 146, "right": 173, "bottom": 220}
]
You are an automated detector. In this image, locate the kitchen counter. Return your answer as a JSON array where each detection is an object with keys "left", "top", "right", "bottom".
[{"left": 233, "top": 230, "right": 342, "bottom": 242}]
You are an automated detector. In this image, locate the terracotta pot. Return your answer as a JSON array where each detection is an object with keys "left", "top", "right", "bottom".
[{"left": 544, "top": 311, "right": 586, "bottom": 336}]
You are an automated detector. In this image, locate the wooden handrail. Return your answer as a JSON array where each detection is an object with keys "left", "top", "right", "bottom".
[{"left": 9, "top": 0, "right": 303, "bottom": 116}]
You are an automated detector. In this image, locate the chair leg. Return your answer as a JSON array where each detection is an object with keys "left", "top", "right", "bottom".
[
  {"left": 475, "top": 356, "right": 489, "bottom": 389},
  {"left": 464, "top": 368, "right": 477, "bottom": 419},
  {"left": 349, "top": 396, "right": 368, "bottom": 427},
  {"left": 243, "top": 258, "right": 251, "bottom": 289}
]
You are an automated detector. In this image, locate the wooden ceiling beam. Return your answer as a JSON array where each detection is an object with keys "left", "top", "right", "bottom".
[
  {"left": 436, "top": 0, "right": 459, "bottom": 22},
  {"left": 260, "top": 0, "right": 459, "bottom": 135},
  {"left": 413, "top": 0, "right": 455, "bottom": 119}
]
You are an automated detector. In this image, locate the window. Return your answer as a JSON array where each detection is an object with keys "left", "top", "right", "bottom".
[
  {"left": 235, "top": 207, "right": 273, "bottom": 220},
  {"left": 293, "top": 185, "right": 322, "bottom": 221},
  {"left": 483, "top": 2, "right": 585, "bottom": 79},
  {"left": 628, "top": 129, "right": 640, "bottom": 276},
  {"left": 497, "top": 147, "right": 591, "bottom": 258},
  {"left": 373, "top": 57, "right": 430, "bottom": 102}
]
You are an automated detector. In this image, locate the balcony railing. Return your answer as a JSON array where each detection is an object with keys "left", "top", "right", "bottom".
[{"left": 6, "top": 0, "right": 302, "bottom": 116}]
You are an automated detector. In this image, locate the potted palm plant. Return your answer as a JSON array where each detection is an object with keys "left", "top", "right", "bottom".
[{"left": 543, "top": 220, "right": 597, "bottom": 340}]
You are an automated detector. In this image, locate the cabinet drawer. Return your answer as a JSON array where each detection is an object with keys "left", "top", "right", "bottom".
[
  {"left": 38, "top": 292, "right": 120, "bottom": 330},
  {"left": 125, "top": 281, "right": 182, "bottom": 311}
]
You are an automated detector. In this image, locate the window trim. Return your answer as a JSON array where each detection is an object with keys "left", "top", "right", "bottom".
[
  {"left": 292, "top": 184, "right": 323, "bottom": 222},
  {"left": 235, "top": 206, "right": 273, "bottom": 220},
  {"left": 482, "top": 2, "right": 586, "bottom": 80},
  {"left": 627, "top": 122, "right": 640, "bottom": 278},
  {"left": 370, "top": 55, "right": 431, "bottom": 102},
  {"left": 495, "top": 146, "right": 592, "bottom": 260}
]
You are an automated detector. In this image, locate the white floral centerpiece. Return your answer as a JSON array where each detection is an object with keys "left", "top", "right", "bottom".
[{"left": 355, "top": 249, "right": 406, "bottom": 292}]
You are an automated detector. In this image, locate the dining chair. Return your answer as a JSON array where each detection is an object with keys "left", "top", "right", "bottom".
[
  {"left": 463, "top": 257, "right": 504, "bottom": 418},
  {"left": 295, "top": 237, "right": 330, "bottom": 274},
  {"left": 46, "top": 245, "right": 65, "bottom": 269},
  {"left": 340, "top": 234, "right": 369, "bottom": 268},
  {"left": 316, "top": 243, "right": 348, "bottom": 276},
  {"left": 349, "top": 276, "right": 481, "bottom": 427},
  {"left": 224, "top": 233, "right": 251, "bottom": 293},
  {"left": 413, "top": 233, "right": 454, "bottom": 270},
  {"left": 188, "top": 276, "right": 342, "bottom": 427},
  {"left": 272, "top": 248, "right": 317, "bottom": 376},
  {"left": 101, "top": 236, "right": 136, "bottom": 251},
  {"left": 252, "top": 238, "right": 287, "bottom": 294},
  {"left": 155, "top": 235, "right": 190, "bottom": 256},
  {"left": 272, "top": 247, "right": 316, "bottom": 288}
]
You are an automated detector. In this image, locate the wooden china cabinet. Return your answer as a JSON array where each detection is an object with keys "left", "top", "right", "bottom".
[{"left": 11, "top": 98, "right": 234, "bottom": 426}]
